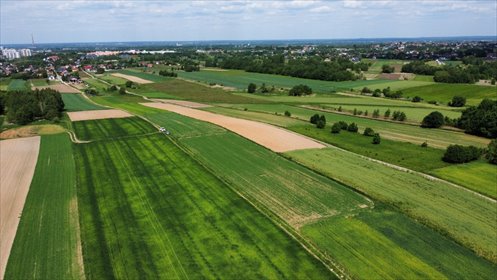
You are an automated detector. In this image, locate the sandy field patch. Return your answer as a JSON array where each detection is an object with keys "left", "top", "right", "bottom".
[
  {"left": 0, "top": 124, "right": 65, "bottom": 139},
  {"left": 111, "top": 73, "right": 153, "bottom": 84},
  {"left": 142, "top": 102, "right": 325, "bottom": 152},
  {"left": 151, "top": 99, "right": 211, "bottom": 108},
  {"left": 0, "top": 136, "right": 40, "bottom": 277},
  {"left": 67, "top": 109, "right": 132, "bottom": 121},
  {"left": 32, "top": 83, "right": 80, "bottom": 93}
]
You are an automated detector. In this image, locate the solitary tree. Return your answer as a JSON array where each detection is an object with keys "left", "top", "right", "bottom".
[
  {"left": 247, "top": 83, "right": 257, "bottom": 93},
  {"left": 119, "top": 87, "right": 126, "bottom": 95},
  {"left": 347, "top": 122, "right": 358, "bottom": 132},
  {"left": 125, "top": 81, "right": 134, "bottom": 88},
  {"left": 372, "top": 133, "right": 381, "bottom": 144},
  {"left": 363, "top": 127, "right": 375, "bottom": 136},
  {"left": 384, "top": 109, "right": 391, "bottom": 119},
  {"left": 421, "top": 111, "right": 444, "bottom": 128},
  {"left": 284, "top": 110, "right": 291, "bottom": 117}
]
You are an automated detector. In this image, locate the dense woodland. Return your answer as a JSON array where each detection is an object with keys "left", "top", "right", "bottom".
[
  {"left": 0, "top": 89, "right": 64, "bottom": 124},
  {"left": 219, "top": 55, "right": 368, "bottom": 81}
]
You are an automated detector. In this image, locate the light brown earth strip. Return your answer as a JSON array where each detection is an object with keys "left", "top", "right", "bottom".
[
  {"left": 151, "top": 99, "right": 212, "bottom": 108},
  {"left": 141, "top": 102, "right": 325, "bottom": 152},
  {"left": 0, "top": 136, "right": 41, "bottom": 278},
  {"left": 111, "top": 73, "right": 153, "bottom": 84},
  {"left": 67, "top": 109, "right": 133, "bottom": 121}
]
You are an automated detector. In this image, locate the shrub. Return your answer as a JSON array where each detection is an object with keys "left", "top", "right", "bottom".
[
  {"left": 310, "top": 114, "right": 320, "bottom": 124},
  {"left": 316, "top": 119, "right": 326, "bottom": 129},
  {"left": 331, "top": 123, "right": 341, "bottom": 133},
  {"left": 364, "top": 110, "right": 368, "bottom": 116},
  {"left": 443, "top": 145, "right": 481, "bottom": 163},
  {"left": 119, "top": 87, "right": 126, "bottom": 95},
  {"left": 353, "top": 108, "right": 358, "bottom": 115},
  {"left": 384, "top": 109, "right": 391, "bottom": 119},
  {"left": 338, "top": 106, "right": 342, "bottom": 112},
  {"left": 421, "top": 111, "right": 445, "bottom": 128},
  {"left": 337, "top": 121, "right": 348, "bottom": 130},
  {"left": 289, "top": 84, "right": 312, "bottom": 96},
  {"left": 284, "top": 110, "right": 291, "bottom": 117},
  {"left": 372, "top": 133, "right": 381, "bottom": 144},
  {"left": 486, "top": 139, "right": 497, "bottom": 164},
  {"left": 412, "top": 96, "right": 423, "bottom": 102},
  {"left": 372, "top": 109, "right": 380, "bottom": 118},
  {"left": 247, "top": 83, "right": 256, "bottom": 93},
  {"left": 363, "top": 127, "right": 375, "bottom": 136},
  {"left": 449, "top": 96, "right": 466, "bottom": 107},
  {"left": 421, "top": 141, "right": 428, "bottom": 148},
  {"left": 361, "top": 87, "right": 372, "bottom": 93},
  {"left": 125, "top": 81, "right": 134, "bottom": 88},
  {"left": 96, "top": 68, "right": 105, "bottom": 74},
  {"left": 347, "top": 122, "right": 358, "bottom": 132},
  {"left": 392, "top": 111, "right": 407, "bottom": 121},
  {"left": 382, "top": 64, "right": 395, "bottom": 73}
]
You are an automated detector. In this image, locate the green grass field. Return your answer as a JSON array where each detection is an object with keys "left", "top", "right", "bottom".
[
  {"left": 218, "top": 104, "right": 490, "bottom": 148},
  {"left": 30, "top": 79, "right": 50, "bottom": 87},
  {"left": 286, "top": 148, "right": 497, "bottom": 262},
  {"left": 75, "top": 127, "right": 333, "bottom": 279},
  {"left": 353, "top": 80, "right": 435, "bottom": 92},
  {"left": 116, "top": 69, "right": 172, "bottom": 83},
  {"left": 84, "top": 78, "right": 110, "bottom": 92},
  {"left": 403, "top": 83, "right": 497, "bottom": 105},
  {"left": 73, "top": 117, "right": 157, "bottom": 141},
  {"left": 5, "top": 133, "right": 83, "bottom": 280},
  {"left": 432, "top": 161, "right": 497, "bottom": 199},
  {"left": 7, "top": 79, "right": 28, "bottom": 91},
  {"left": 363, "top": 59, "right": 407, "bottom": 74},
  {"left": 136, "top": 79, "right": 266, "bottom": 103},
  {"left": 98, "top": 74, "right": 128, "bottom": 85},
  {"left": 413, "top": 75, "right": 434, "bottom": 82},
  {"left": 62, "top": 94, "right": 106, "bottom": 111},
  {"left": 302, "top": 209, "right": 496, "bottom": 279},
  {"left": 178, "top": 69, "right": 400, "bottom": 93}
]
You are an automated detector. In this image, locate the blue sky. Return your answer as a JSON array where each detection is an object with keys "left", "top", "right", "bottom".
[{"left": 1, "top": 0, "right": 495, "bottom": 44}]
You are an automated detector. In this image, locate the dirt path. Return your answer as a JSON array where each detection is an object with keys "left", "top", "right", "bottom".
[
  {"left": 111, "top": 73, "right": 153, "bottom": 84},
  {"left": 141, "top": 102, "right": 325, "bottom": 152},
  {"left": 0, "top": 136, "right": 41, "bottom": 278},
  {"left": 67, "top": 109, "right": 133, "bottom": 121}
]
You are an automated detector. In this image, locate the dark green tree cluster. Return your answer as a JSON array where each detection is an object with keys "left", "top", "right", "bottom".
[
  {"left": 411, "top": 96, "right": 423, "bottom": 102},
  {"left": 443, "top": 145, "right": 481, "bottom": 163},
  {"left": 310, "top": 114, "right": 326, "bottom": 128},
  {"left": 392, "top": 111, "right": 407, "bottom": 121},
  {"left": 220, "top": 55, "right": 361, "bottom": 82},
  {"left": 402, "top": 61, "right": 438, "bottom": 75},
  {"left": 457, "top": 99, "right": 497, "bottom": 138},
  {"left": 5, "top": 89, "right": 64, "bottom": 125},
  {"left": 363, "top": 127, "right": 375, "bottom": 136},
  {"left": 289, "top": 84, "right": 312, "bottom": 96},
  {"left": 448, "top": 96, "right": 466, "bottom": 107},
  {"left": 383, "top": 87, "right": 403, "bottom": 99},
  {"left": 382, "top": 64, "right": 395, "bottom": 73},
  {"left": 421, "top": 111, "right": 445, "bottom": 128},
  {"left": 159, "top": 70, "right": 177, "bottom": 77}
]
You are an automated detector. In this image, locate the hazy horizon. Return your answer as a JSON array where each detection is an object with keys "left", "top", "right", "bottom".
[{"left": 1, "top": 0, "right": 496, "bottom": 45}]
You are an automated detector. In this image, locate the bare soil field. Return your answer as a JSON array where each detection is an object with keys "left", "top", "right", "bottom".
[
  {"left": 0, "top": 136, "right": 40, "bottom": 277},
  {"left": 67, "top": 109, "right": 132, "bottom": 121},
  {"left": 32, "top": 83, "right": 80, "bottom": 93},
  {"left": 142, "top": 102, "right": 325, "bottom": 152},
  {"left": 151, "top": 99, "right": 212, "bottom": 108},
  {"left": 111, "top": 73, "right": 153, "bottom": 84},
  {"left": 0, "top": 124, "right": 65, "bottom": 139}
]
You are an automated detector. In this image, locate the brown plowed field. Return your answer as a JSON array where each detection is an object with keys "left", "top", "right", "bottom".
[
  {"left": 141, "top": 102, "right": 325, "bottom": 152},
  {"left": 67, "top": 109, "right": 132, "bottom": 121},
  {"left": 0, "top": 136, "right": 40, "bottom": 277}
]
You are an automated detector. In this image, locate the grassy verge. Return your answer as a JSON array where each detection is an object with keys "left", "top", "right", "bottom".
[{"left": 5, "top": 133, "right": 83, "bottom": 280}]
